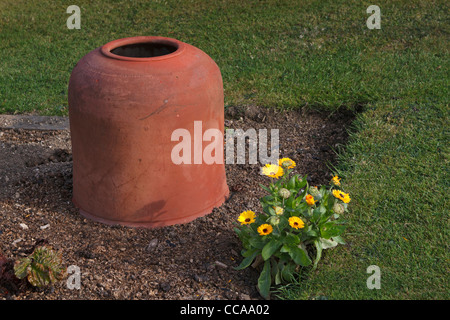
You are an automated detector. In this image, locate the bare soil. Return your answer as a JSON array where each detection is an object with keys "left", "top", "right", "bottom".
[{"left": 0, "top": 106, "right": 355, "bottom": 300}]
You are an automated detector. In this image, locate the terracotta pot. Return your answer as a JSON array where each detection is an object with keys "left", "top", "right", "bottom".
[{"left": 68, "top": 36, "right": 229, "bottom": 228}]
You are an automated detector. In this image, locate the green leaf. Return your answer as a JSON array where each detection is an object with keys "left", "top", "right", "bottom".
[
  {"left": 259, "top": 183, "right": 272, "bottom": 193},
  {"left": 258, "top": 260, "right": 272, "bottom": 299},
  {"left": 305, "top": 228, "right": 319, "bottom": 239},
  {"left": 285, "top": 196, "right": 295, "bottom": 209},
  {"left": 242, "top": 248, "right": 257, "bottom": 257},
  {"left": 281, "top": 261, "right": 296, "bottom": 282},
  {"left": 248, "top": 237, "right": 266, "bottom": 249},
  {"left": 313, "top": 240, "right": 323, "bottom": 270},
  {"left": 333, "top": 236, "right": 346, "bottom": 245},
  {"left": 283, "top": 245, "right": 312, "bottom": 267},
  {"left": 288, "top": 176, "right": 296, "bottom": 189},
  {"left": 262, "top": 239, "right": 282, "bottom": 261},
  {"left": 275, "top": 270, "right": 282, "bottom": 285},
  {"left": 320, "top": 222, "right": 346, "bottom": 239},
  {"left": 266, "top": 205, "right": 276, "bottom": 216},
  {"left": 290, "top": 246, "right": 312, "bottom": 266},
  {"left": 278, "top": 216, "right": 289, "bottom": 230},
  {"left": 285, "top": 233, "right": 300, "bottom": 246},
  {"left": 311, "top": 207, "right": 322, "bottom": 223},
  {"left": 280, "top": 244, "right": 290, "bottom": 253},
  {"left": 296, "top": 176, "right": 307, "bottom": 189},
  {"left": 324, "top": 192, "right": 334, "bottom": 211},
  {"left": 260, "top": 195, "right": 276, "bottom": 205},
  {"left": 271, "top": 259, "right": 281, "bottom": 285},
  {"left": 296, "top": 202, "right": 310, "bottom": 217},
  {"left": 13, "top": 258, "right": 31, "bottom": 279},
  {"left": 318, "top": 208, "right": 334, "bottom": 224},
  {"left": 320, "top": 237, "right": 339, "bottom": 249},
  {"left": 235, "top": 250, "right": 260, "bottom": 270},
  {"left": 28, "top": 264, "right": 50, "bottom": 287},
  {"left": 319, "top": 204, "right": 327, "bottom": 214}
]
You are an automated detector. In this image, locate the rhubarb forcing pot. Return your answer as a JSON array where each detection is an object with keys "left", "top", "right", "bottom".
[{"left": 68, "top": 36, "right": 229, "bottom": 228}]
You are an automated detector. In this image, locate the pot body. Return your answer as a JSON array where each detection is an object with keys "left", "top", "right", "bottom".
[{"left": 68, "top": 36, "right": 229, "bottom": 228}]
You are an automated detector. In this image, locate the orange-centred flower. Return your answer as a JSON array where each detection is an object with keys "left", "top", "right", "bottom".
[
  {"left": 332, "top": 190, "right": 351, "bottom": 203},
  {"left": 257, "top": 224, "right": 273, "bottom": 236},
  {"left": 305, "top": 194, "right": 316, "bottom": 206},
  {"left": 278, "top": 157, "right": 296, "bottom": 169},
  {"left": 289, "top": 216, "right": 305, "bottom": 229},
  {"left": 331, "top": 175, "right": 341, "bottom": 186},
  {"left": 261, "top": 164, "right": 284, "bottom": 179},
  {"left": 237, "top": 210, "right": 256, "bottom": 225}
]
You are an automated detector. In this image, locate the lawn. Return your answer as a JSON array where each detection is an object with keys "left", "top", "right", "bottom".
[
  {"left": 278, "top": 99, "right": 449, "bottom": 299},
  {"left": 0, "top": 0, "right": 448, "bottom": 299}
]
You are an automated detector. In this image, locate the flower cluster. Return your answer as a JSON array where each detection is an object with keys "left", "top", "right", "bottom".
[{"left": 234, "top": 158, "right": 350, "bottom": 299}]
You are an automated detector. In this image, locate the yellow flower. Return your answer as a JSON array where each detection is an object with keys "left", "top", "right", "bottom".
[
  {"left": 257, "top": 224, "right": 273, "bottom": 236},
  {"left": 237, "top": 210, "right": 256, "bottom": 225},
  {"left": 274, "top": 206, "right": 284, "bottom": 215},
  {"left": 261, "top": 164, "right": 284, "bottom": 179},
  {"left": 331, "top": 175, "right": 341, "bottom": 186},
  {"left": 278, "top": 158, "right": 296, "bottom": 169},
  {"left": 289, "top": 216, "right": 305, "bottom": 229},
  {"left": 305, "top": 194, "right": 316, "bottom": 206},
  {"left": 332, "top": 190, "right": 342, "bottom": 200},
  {"left": 332, "top": 190, "right": 351, "bottom": 203},
  {"left": 342, "top": 193, "right": 351, "bottom": 204}
]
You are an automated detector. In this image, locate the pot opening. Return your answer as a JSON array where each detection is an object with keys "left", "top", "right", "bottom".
[{"left": 110, "top": 42, "right": 178, "bottom": 58}]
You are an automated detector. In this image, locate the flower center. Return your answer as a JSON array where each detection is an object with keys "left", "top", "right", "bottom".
[{"left": 245, "top": 218, "right": 250, "bottom": 222}]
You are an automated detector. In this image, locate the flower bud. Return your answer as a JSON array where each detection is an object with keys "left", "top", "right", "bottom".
[
  {"left": 309, "top": 186, "right": 321, "bottom": 198},
  {"left": 333, "top": 202, "right": 345, "bottom": 215},
  {"left": 305, "top": 194, "right": 316, "bottom": 206},
  {"left": 278, "top": 188, "right": 291, "bottom": 199},
  {"left": 268, "top": 216, "right": 280, "bottom": 226},
  {"left": 274, "top": 206, "right": 284, "bottom": 215}
]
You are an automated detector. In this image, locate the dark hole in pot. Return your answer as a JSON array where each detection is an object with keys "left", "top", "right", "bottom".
[{"left": 110, "top": 42, "right": 178, "bottom": 58}]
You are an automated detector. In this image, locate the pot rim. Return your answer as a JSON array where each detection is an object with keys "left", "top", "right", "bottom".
[{"left": 101, "top": 36, "right": 186, "bottom": 62}]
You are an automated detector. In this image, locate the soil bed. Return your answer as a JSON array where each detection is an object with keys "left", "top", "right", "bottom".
[{"left": 0, "top": 106, "right": 354, "bottom": 300}]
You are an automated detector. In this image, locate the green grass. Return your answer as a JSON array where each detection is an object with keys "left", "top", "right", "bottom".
[
  {"left": 0, "top": 0, "right": 448, "bottom": 114},
  {"left": 0, "top": 0, "right": 448, "bottom": 299},
  {"left": 277, "top": 100, "right": 449, "bottom": 299}
]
